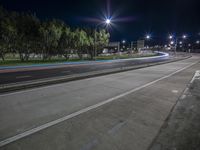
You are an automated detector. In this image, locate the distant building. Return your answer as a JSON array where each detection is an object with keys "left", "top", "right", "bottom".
[{"left": 104, "top": 42, "right": 120, "bottom": 53}]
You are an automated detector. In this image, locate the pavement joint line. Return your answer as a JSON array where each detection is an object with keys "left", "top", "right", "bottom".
[{"left": 0, "top": 61, "right": 198, "bottom": 147}]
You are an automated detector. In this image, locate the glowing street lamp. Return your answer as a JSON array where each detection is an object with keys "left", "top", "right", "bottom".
[
  {"left": 182, "top": 35, "right": 187, "bottom": 39},
  {"left": 170, "top": 41, "right": 174, "bottom": 45},
  {"left": 196, "top": 40, "right": 200, "bottom": 44},
  {"left": 105, "top": 19, "right": 111, "bottom": 24},
  {"left": 169, "top": 35, "right": 173, "bottom": 39},
  {"left": 179, "top": 41, "right": 183, "bottom": 44},
  {"left": 146, "top": 35, "right": 151, "bottom": 39}
]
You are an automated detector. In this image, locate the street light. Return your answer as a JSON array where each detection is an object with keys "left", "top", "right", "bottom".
[
  {"left": 168, "top": 34, "right": 188, "bottom": 56},
  {"left": 196, "top": 40, "right": 200, "bottom": 44},
  {"left": 146, "top": 35, "right": 151, "bottom": 39},
  {"left": 122, "top": 40, "right": 126, "bottom": 44},
  {"left": 182, "top": 35, "right": 187, "bottom": 39},
  {"left": 94, "top": 18, "right": 111, "bottom": 59},
  {"left": 106, "top": 19, "right": 111, "bottom": 24},
  {"left": 169, "top": 35, "right": 173, "bottom": 39}
]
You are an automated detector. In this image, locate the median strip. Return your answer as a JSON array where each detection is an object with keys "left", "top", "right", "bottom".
[{"left": 0, "top": 56, "right": 191, "bottom": 94}]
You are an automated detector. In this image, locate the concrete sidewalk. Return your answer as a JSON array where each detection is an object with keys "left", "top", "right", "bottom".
[
  {"left": 0, "top": 58, "right": 199, "bottom": 150},
  {"left": 149, "top": 70, "right": 200, "bottom": 150}
]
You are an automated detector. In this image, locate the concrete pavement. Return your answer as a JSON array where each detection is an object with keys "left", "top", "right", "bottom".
[
  {"left": 0, "top": 56, "right": 199, "bottom": 150},
  {"left": 149, "top": 70, "right": 200, "bottom": 150}
]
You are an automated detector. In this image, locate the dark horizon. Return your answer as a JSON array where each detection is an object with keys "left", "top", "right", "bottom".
[{"left": 1, "top": 0, "right": 200, "bottom": 42}]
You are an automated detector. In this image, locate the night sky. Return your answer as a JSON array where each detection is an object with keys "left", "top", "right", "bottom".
[{"left": 1, "top": 0, "right": 200, "bottom": 42}]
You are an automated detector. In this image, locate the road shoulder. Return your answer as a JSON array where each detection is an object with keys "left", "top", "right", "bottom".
[{"left": 149, "top": 70, "right": 200, "bottom": 150}]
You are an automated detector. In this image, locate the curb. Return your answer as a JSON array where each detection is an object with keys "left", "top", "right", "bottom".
[{"left": 0, "top": 56, "right": 191, "bottom": 94}]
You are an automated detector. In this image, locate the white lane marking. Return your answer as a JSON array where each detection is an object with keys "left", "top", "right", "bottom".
[
  {"left": 0, "top": 61, "right": 197, "bottom": 147},
  {"left": 15, "top": 75, "right": 31, "bottom": 79},
  {"left": 190, "top": 70, "right": 200, "bottom": 83},
  {"left": 172, "top": 90, "right": 179, "bottom": 94}
]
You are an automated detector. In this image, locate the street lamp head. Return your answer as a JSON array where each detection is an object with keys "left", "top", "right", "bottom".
[
  {"left": 169, "top": 35, "right": 173, "bottom": 39},
  {"left": 182, "top": 35, "right": 187, "bottom": 39},
  {"left": 196, "top": 40, "right": 200, "bottom": 44},
  {"left": 105, "top": 19, "right": 111, "bottom": 24},
  {"left": 146, "top": 35, "right": 150, "bottom": 39},
  {"left": 122, "top": 40, "right": 126, "bottom": 44},
  {"left": 170, "top": 41, "right": 174, "bottom": 45}
]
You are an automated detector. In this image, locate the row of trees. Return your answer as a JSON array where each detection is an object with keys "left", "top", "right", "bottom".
[{"left": 0, "top": 6, "right": 110, "bottom": 61}]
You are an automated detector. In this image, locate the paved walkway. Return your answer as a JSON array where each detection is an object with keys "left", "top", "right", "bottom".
[{"left": 149, "top": 70, "right": 200, "bottom": 150}]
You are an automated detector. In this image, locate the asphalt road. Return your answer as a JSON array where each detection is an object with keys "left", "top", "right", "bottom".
[
  {"left": 0, "top": 54, "right": 169, "bottom": 85},
  {"left": 0, "top": 56, "right": 199, "bottom": 150}
]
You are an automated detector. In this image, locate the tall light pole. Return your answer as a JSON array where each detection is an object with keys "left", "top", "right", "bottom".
[
  {"left": 145, "top": 34, "right": 151, "bottom": 50},
  {"left": 168, "top": 34, "right": 187, "bottom": 56},
  {"left": 94, "top": 19, "right": 111, "bottom": 60}
]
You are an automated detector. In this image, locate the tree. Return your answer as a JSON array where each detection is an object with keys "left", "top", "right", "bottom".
[
  {"left": 15, "top": 13, "right": 41, "bottom": 61},
  {"left": 0, "top": 7, "right": 18, "bottom": 61},
  {"left": 58, "top": 26, "right": 72, "bottom": 60},
  {"left": 0, "top": 6, "right": 110, "bottom": 62},
  {"left": 96, "top": 29, "right": 110, "bottom": 55},
  {"left": 39, "top": 20, "right": 62, "bottom": 60},
  {"left": 73, "top": 29, "right": 89, "bottom": 59},
  {"left": 85, "top": 28, "right": 95, "bottom": 60}
]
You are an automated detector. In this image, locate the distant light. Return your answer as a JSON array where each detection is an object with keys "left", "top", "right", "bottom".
[
  {"left": 182, "top": 35, "right": 187, "bottom": 39},
  {"left": 179, "top": 41, "right": 183, "bottom": 44},
  {"left": 188, "top": 44, "right": 191, "bottom": 47},
  {"left": 122, "top": 40, "right": 126, "bottom": 44},
  {"left": 169, "top": 35, "right": 173, "bottom": 39},
  {"left": 146, "top": 35, "right": 150, "bottom": 39},
  {"left": 196, "top": 40, "right": 200, "bottom": 44},
  {"left": 170, "top": 41, "right": 174, "bottom": 45},
  {"left": 164, "top": 45, "right": 167, "bottom": 48},
  {"left": 105, "top": 19, "right": 111, "bottom": 24}
]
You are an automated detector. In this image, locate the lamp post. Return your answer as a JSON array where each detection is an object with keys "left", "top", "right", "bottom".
[
  {"left": 145, "top": 34, "right": 151, "bottom": 50},
  {"left": 94, "top": 19, "right": 111, "bottom": 60},
  {"left": 168, "top": 34, "right": 187, "bottom": 56}
]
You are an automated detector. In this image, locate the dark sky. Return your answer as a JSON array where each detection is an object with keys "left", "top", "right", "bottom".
[{"left": 1, "top": 0, "right": 200, "bottom": 41}]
